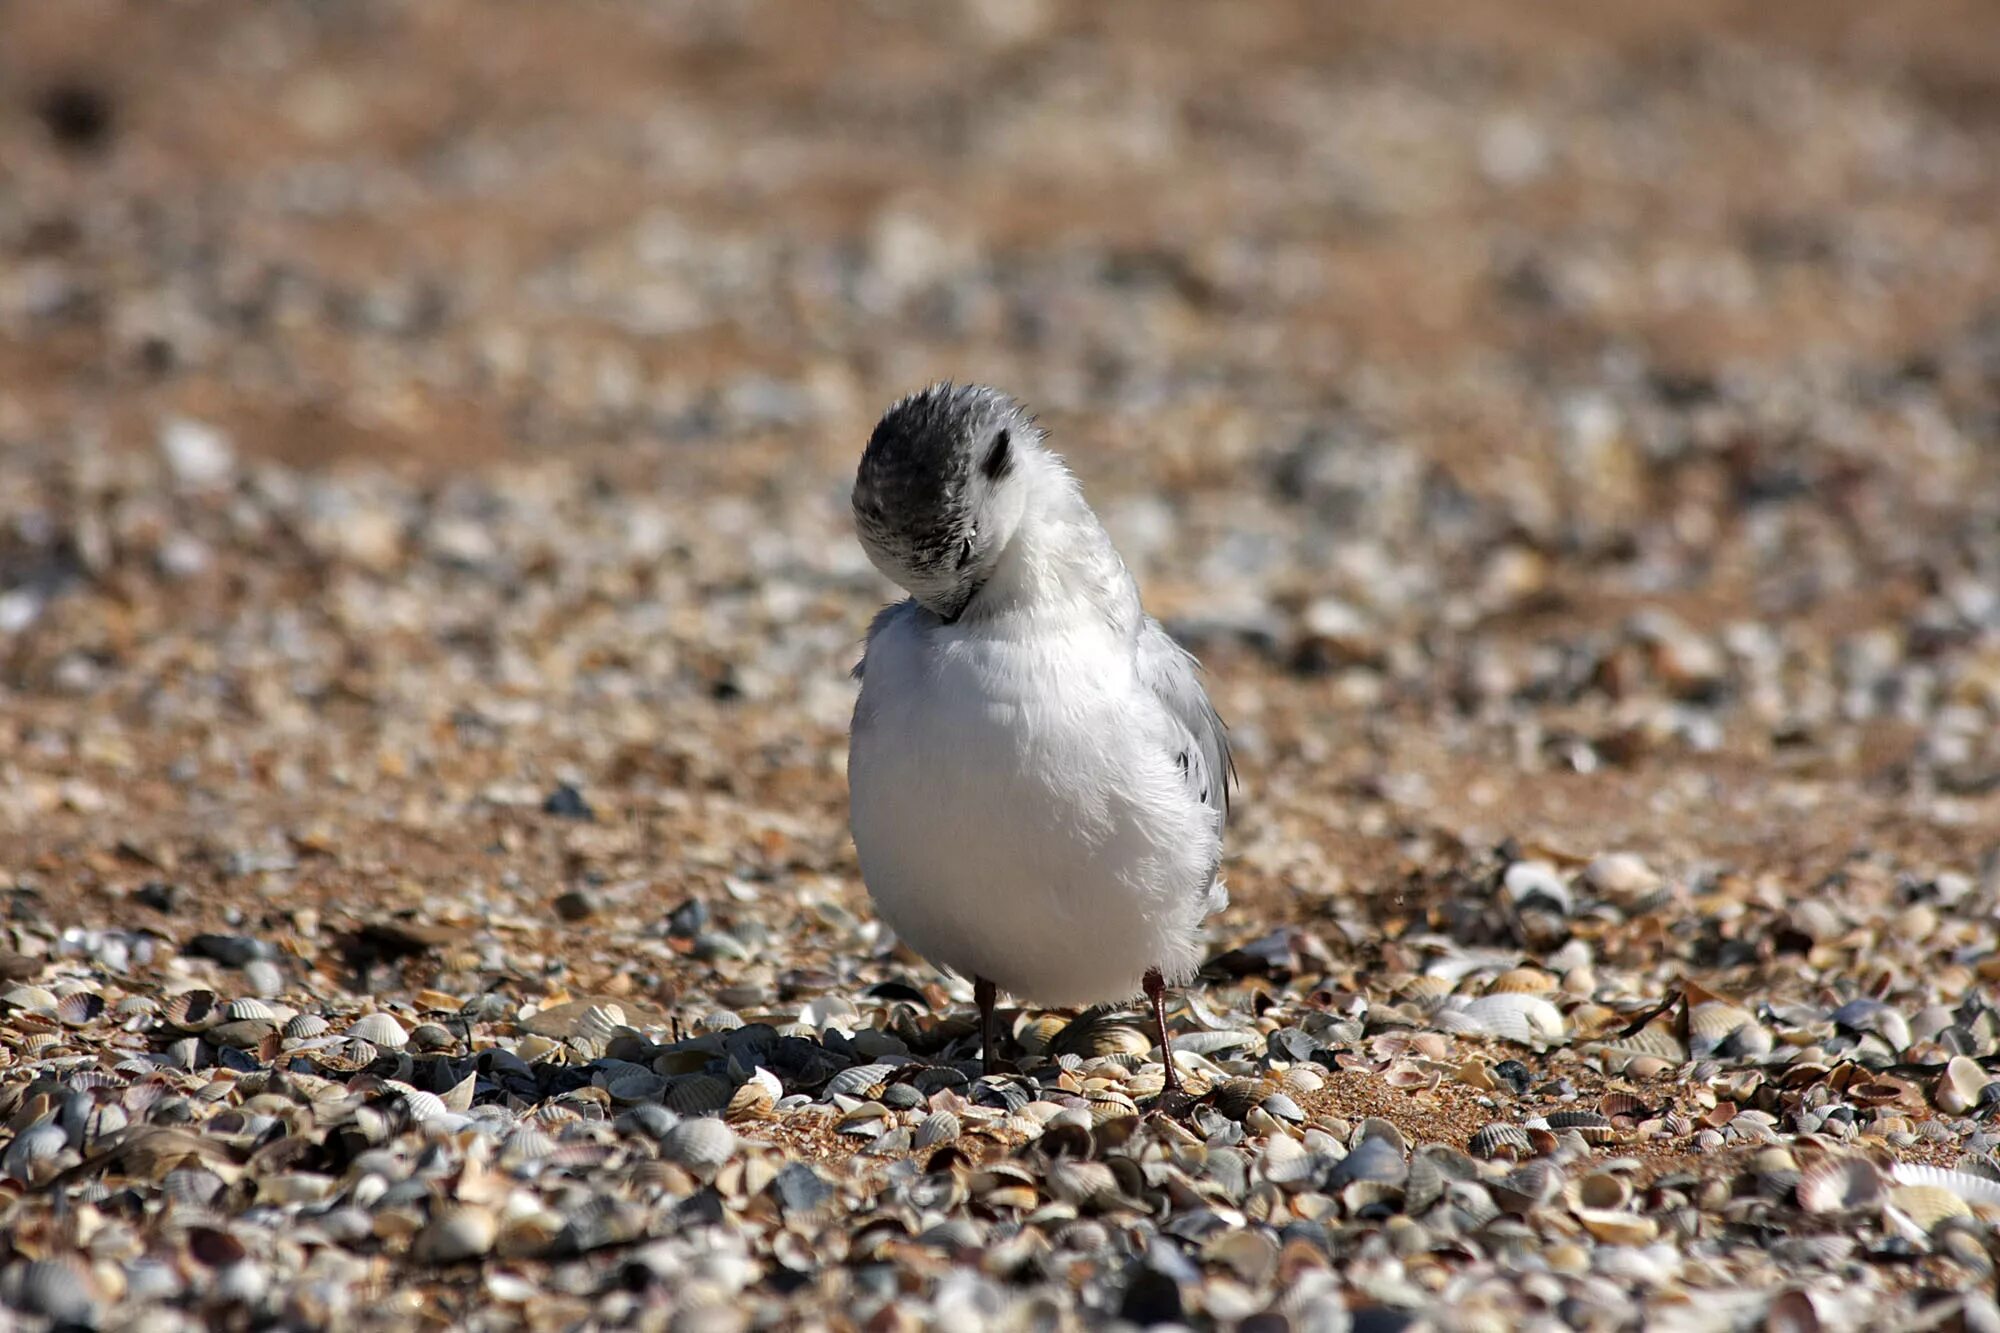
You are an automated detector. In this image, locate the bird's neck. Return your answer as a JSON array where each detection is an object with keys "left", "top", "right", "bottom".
[{"left": 966, "top": 454, "right": 1140, "bottom": 636}]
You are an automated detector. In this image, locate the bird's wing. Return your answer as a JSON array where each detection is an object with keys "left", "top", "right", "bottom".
[
  {"left": 1136, "top": 616, "right": 1234, "bottom": 827},
  {"left": 852, "top": 599, "right": 922, "bottom": 680}
]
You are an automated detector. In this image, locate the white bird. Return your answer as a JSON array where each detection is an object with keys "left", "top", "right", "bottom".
[{"left": 847, "top": 383, "right": 1233, "bottom": 1094}]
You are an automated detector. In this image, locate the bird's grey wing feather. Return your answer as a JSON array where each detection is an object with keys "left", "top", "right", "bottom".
[
  {"left": 1136, "top": 616, "right": 1234, "bottom": 827},
  {"left": 852, "top": 599, "right": 922, "bottom": 680}
]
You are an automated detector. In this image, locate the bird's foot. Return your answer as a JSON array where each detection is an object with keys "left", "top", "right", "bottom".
[{"left": 1142, "top": 1085, "right": 1202, "bottom": 1119}]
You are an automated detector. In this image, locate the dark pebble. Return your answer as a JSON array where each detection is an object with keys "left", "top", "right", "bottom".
[
  {"left": 553, "top": 890, "right": 598, "bottom": 922},
  {"left": 35, "top": 80, "right": 115, "bottom": 154},
  {"left": 542, "top": 783, "right": 594, "bottom": 820},
  {"left": 1120, "top": 1243, "right": 1194, "bottom": 1326},
  {"left": 863, "top": 979, "right": 930, "bottom": 1005},
  {"left": 1352, "top": 1308, "right": 1419, "bottom": 1333},
  {"left": 185, "top": 934, "right": 271, "bottom": 968},
  {"left": 133, "top": 882, "right": 183, "bottom": 913},
  {"left": 666, "top": 898, "right": 709, "bottom": 937}
]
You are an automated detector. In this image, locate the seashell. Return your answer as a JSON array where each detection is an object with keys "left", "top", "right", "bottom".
[
  {"left": 257, "top": 1173, "right": 337, "bottom": 1205},
  {"left": 661, "top": 1118, "right": 738, "bottom": 1175},
  {"left": 162, "top": 1167, "right": 226, "bottom": 1207},
  {"left": 1204, "top": 1228, "right": 1280, "bottom": 1286},
  {"left": 399, "top": 1088, "right": 449, "bottom": 1122},
  {"left": 283, "top": 1013, "right": 330, "bottom": 1040},
  {"left": 225, "top": 998, "right": 274, "bottom": 1021},
  {"left": 1328, "top": 1133, "right": 1405, "bottom": 1187},
  {"left": 881, "top": 1082, "right": 925, "bottom": 1111},
  {"left": 1436, "top": 993, "right": 1566, "bottom": 1044},
  {"left": 605, "top": 1071, "right": 669, "bottom": 1105},
  {"left": 1468, "top": 1123, "right": 1534, "bottom": 1161},
  {"left": 1046, "top": 1159, "right": 1124, "bottom": 1209},
  {"left": 1502, "top": 860, "right": 1571, "bottom": 913},
  {"left": 3, "top": 985, "right": 59, "bottom": 1014},
  {"left": 1175, "top": 1030, "right": 1256, "bottom": 1057},
  {"left": 1260, "top": 1133, "right": 1315, "bottom": 1186},
  {"left": 1013, "top": 1014, "right": 1068, "bottom": 1055},
  {"left": 1797, "top": 1156, "right": 1884, "bottom": 1214},
  {"left": 1261, "top": 1093, "right": 1306, "bottom": 1123},
  {"left": 1352, "top": 1118, "right": 1406, "bottom": 1155},
  {"left": 516, "top": 1034, "right": 565, "bottom": 1065},
  {"left": 1545, "top": 1110, "right": 1615, "bottom": 1143},
  {"left": 1685, "top": 1000, "right": 1753, "bottom": 1053},
  {"left": 725, "top": 1078, "right": 776, "bottom": 1123},
  {"left": 347, "top": 1013, "right": 409, "bottom": 1049},
  {"left": 573, "top": 1003, "right": 627, "bottom": 1044},
  {"left": 1935, "top": 1056, "right": 1991, "bottom": 1115},
  {"left": 825, "top": 1063, "right": 896, "bottom": 1099},
  {"left": 501, "top": 1127, "right": 557, "bottom": 1166},
  {"left": 1890, "top": 1164, "right": 2000, "bottom": 1210},
  {"left": 1572, "top": 1171, "right": 1632, "bottom": 1210},
  {"left": 1890, "top": 1185, "right": 1972, "bottom": 1230},
  {"left": 866, "top": 1126, "right": 913, "bottom": 1156},
  {"left": 1049, "top": 1016, "right": 1152, "bottom": 1060},
  {"left": 6, "top": 1256, "right": 101, "bottom": 1324},
  {"left": 332, "top": 1037, "right": 377, "bottom": 1069},
  {"left": 1848, "top": 1078, "right": 1912, "bottom": 1106},
  {"left": 209, "top": 1019, "right": 275, "bottom": 1049},
  {"left": 1211, "top": 1078, "right": 1267, "bottom": 1122},
  {"left": 410, "top": 1023, "right": 457, "bottom": 1052},
  {"left": 1488, "top": 968, "right": 1556, "bottom": 994},
  {"left": 1598, "top": 1092, "right": 1650, "bottom": 1121},
  {"left": 497, "top": 1212, "right": 563, "bottom": 1259},
  {"left": 914, "top": 1110, "right": 960, "bottom": 1150},
  {"left": 1277, "top": 1065, "right": 1324, "bottom": 1096},
  {"left": 1574, "top": 1207, "right": 1658, "bottom": 1244},
  {"left": 1766, "top": 1287, "right": 1837, "bottom": 1333},
  {"left": 1395, "top": 976, "right": 1455, "bottom": 1006},
  {"left": 1383, "top": 1061, "right": 1439, "bottom": 1091},
  {"left": 1457, "top": 1060, "right": 1497, "bottom": 1091},
  {"left": 3, "top": 1122, "right": 70, "bottom": 1182},
  {"left": 664, "top": 1074, "right": 731, "bottom": 1115},
  {"left": 1491, "top": 1160, "right": 1561, "bottom": 1214},
  {"left": 414, "top": 1204, "right": 498, "bottom": 1264},
  {"left": 1444, "top": 1179, "right": 1501, "bottom": 1228},
  {"left": 1830, "top": 998, "right": 1911, "bottom": 1051},
  {"left": 1582, "top": 851, "right": 1660, "bottom": 902},
  {"left": 162, "top": 989, "right": 222, "bottom": 1031},
  {"left": 55, "top": 991, "right": 105, "bottom": 1026},
  {"left": 1760, "top": 1144, "right": 1808, "bottom": 1176}
]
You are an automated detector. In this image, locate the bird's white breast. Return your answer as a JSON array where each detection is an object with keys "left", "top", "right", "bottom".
[{"left": 848, "top": 610, "right": 1219, "bottom": 1007}]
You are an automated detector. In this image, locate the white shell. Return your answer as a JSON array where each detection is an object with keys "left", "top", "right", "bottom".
[
  {"left": 661, "top": 1118, "right": 738, "bottom": 1173},
  {"left": 1889, "top": 1163, "right": 2000, "bottom": 1209},
  {"left": 1436, "top": 993, "right": 1567, "bottom": 1044},
  {"left": 913, "top": 1110, "right": 961, "bottom": 1150},
  {"left": 348, "top": 1013, "right": 410, "bottom": 1049}
]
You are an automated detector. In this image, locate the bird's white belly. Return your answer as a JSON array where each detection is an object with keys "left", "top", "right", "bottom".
[{"left": 849, "top": 626, "right": 1218, "bottom": 1007}]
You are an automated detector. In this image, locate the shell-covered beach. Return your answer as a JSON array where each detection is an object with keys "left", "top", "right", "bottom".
[{"left": 2, "top": 2, "right": 2000, "bottom": 1328}]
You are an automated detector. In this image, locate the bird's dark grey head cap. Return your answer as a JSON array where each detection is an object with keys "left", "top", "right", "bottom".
[{"left": 852, "top": 382, "right": 1029, "bottom": 571}]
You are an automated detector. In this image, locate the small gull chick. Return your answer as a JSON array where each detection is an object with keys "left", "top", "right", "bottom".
[{"left": 847, "top": 383, "right": 1233, "bottom": 1094}]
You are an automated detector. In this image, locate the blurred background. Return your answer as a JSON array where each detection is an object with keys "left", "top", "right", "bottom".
[{"left": 0, "top": 0, "right": 1996, "bottom": 929}]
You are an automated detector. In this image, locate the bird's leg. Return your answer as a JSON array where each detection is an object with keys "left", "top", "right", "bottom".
[
  {"left": 1144, "top": 967, "right": 1184, "bottom": 1096},
  {"left": 975, "top": 975, "right": 1002, "bottom": 1075}
]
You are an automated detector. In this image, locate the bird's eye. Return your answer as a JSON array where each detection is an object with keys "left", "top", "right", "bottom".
[{"left": 958, "top": 532, "right": 978, "bottom": 568}]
